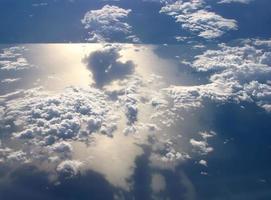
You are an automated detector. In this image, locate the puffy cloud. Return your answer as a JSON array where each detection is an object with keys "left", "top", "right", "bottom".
[
  {"left": 199, "top": 159, "right": 207, "bottom": 167},
  {"left": 165, "top": 40, "right": 271, "bottom": 112},
  {"left": 0, "top": 86, "right": 119, "bottom": 165},
  {"left": 160, "top": 0, "right": 237, "bottom": 39},
  {"left": 190, "top": 131, "right": 215, "bottom": 155},
  {"left": 0, "top": 57, "right": 33, "bottom": 71},
  {"left": 218, "top": 0, "right": 253, "bottom": 4},
  {"left": 83, "top": 45, "right": 135, "bottom": 87},
  {"left": 6, "top": 150, "right": 28, "bottom": 163},
  {"left": 151, "top": 173, "right": 166, "bottom": 193},
  {"left": 0, "top": 46, "right": 34, "bottom": 71},
  {"left": 104, "top": 74, "right": 143, "bottom": 126},
  {"left": 1, "top": 78, "right": 21, "bottom": 84},
  {"left": 0, "top": 46, "right": 25, "bottom": 59},
  {"left": 32, "top": 2, "right": 48, "bottom": 7},
  {"left": 119, "top": 76, "right": 143, "bottom": 125},
  {"left": 253, "top": 39, "right": 271, "bottom": 48},
  {"left": 56, "top": 160, "right": 82, "bottom": 178},
  {"left": 190, "top": 139, "right": 213, "bottom": 155},
  {"left": 123, "top": 125, "right": 138, "bottom": 135},
  {"left": 51, "top": 141, "right": 73, "bottom": 154},
  {"left": 150, "top": 138, "right": 191, "bottom": 169},
  {"left": 0, "top": 57, "right": 30, "bottom": 71},
  {"left": 199, "top": 131, "right": 216, "bottom": 140},
  {"left": 81, "top": 5, "right": 139, "bottom": 42}
]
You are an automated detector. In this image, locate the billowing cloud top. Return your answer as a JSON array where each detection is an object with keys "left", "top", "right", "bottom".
[
  {"left": 83, "top": 45, "right": 135, "bottom": 87},
  {"left": 160, "top": 0, "right": 237, "bottom": 39},
  {"left": 218, "top": 0, "right": 253, "bottom": 4},
  {"left": 165, "top": 40, "right": 271, "bottom": 112},
  {"left": 81, "top": 5, "right": 138, "bottom": 42}
]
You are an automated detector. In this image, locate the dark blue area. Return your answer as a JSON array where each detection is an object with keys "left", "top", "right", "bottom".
[
  {"left": 208, "top": 0, "right": 271, "bottom": 42},
  {"left": 0, "top": 165, "right": 116, "bottom": 200},
  {"left": 0, "top": 0, "right": 270, "bottom": 43},
  {"left": 181, "top": 102, "right": 271, "bottom": 200}
]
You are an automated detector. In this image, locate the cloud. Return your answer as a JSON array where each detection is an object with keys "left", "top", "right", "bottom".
[
  {"left": 150, "top": 138, "right": 191, "bottom": 169},
  {"left": 6, "top": 150, "right": 29, "bottom": 163},
  {"left": 1, "top": 78, "right": 21, "bottom": 84},
  {"left": 51, "top": 141, "right": 73, "bottom": 154},
  {"left": 81, "top": 5, "right": 139, "bottom": 42},
  {"left": 165, "top": 40, "right": 271, "bottom": 112},
  {"left": 56, "top": 160, "right": 82, "bottom": 178},
  {"left": 218, "top": 0, "right": 253, "bottom": 4},
  {"left": 151, "top": 173, "right": 166, "bottom": 193},
  {"left": 0, "top": 86, "right": 119, "bottom": 166},
  {"left": 199, "top": 159, "right": 207, "bottom": 167},
  {"left": 117, "top": 76, "right": 143, "bottom": 126},
  {"left": 0, "top": 46, "right": 26, "bottom": 59},
  {"left": 0, "top": 46, "right": 34, "bottom": 71},
  {"left": 160, "top": 0, "right": 237, "bottom": 39},
  {"left": 32, "top": 2, "right": 48, "bottom": 7},
  {"left": 190, "top": 131, "right": 216, "bottom": 155},
  {"left": 83, "top": 45, "right": 135, "bottom": 87},
  {"left": 252, "top": 39, "right": 271, "bottom": 48},
  {"left": 190, "top": 138, "right": 213, "bottom": 155}
]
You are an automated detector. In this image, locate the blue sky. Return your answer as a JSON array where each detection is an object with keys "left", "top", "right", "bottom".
[
  {"left": 0, "top": 0, "right": 270, "bottom": 43},
  {"left": 1, "top": 1, "right": 271, "bottom": 200}
]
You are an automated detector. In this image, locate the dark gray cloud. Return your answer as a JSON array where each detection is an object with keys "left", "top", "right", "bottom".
[{"left": 83, "top": 45, "right": 135, "bottom": 88}]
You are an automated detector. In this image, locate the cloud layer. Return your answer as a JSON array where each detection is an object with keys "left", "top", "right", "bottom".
[
  {"left": 218, "top": 0, "right": 253, "bottom": 4},
  {"left": 160, "top": 0, "right": 237, "bottom": 39},
  {"left": 81, "top": 5, "right": 139, "bottom": 42},
  {"left": 84, "top": 45, "right": 135, "bottom": 87},
  {"left": 165, "top": 39, "right": 271, "bottom": 112}
]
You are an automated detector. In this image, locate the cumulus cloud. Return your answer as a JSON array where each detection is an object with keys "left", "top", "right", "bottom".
[
  {"left": 0, "top": 86, "right": 119, "bottom": 166},
  {"left": 51, "top": 141, "right": 73, "bottom": 154},
  {"left": 81, "top": 5, "right": 139, "bottom": 42},
  {"left": 83, "top": 45, "right": 135, "bottom": 87},
  {"left": 56, "top": 160, "right": 82, "bottom": 178},
  {"left": 0, "top": 46, "right": 26, "bottom": 59},
  {"left": 150, "top": 138, "right": 191, "bottom": 169},
  {"left": 0, "top": 46, "right": 34, "bottom": 71},
  {"left": 165, "top": 40, "right": 271, "bottom": 112},
  {"left": 6, "top": 150, "right": 29, "bottom": 163},
  {"left": 1, "top": 78, "right": 21, "bottom": 84},
  {"left": 190, "top": 131, "right": 216, "bottom": 155},
  {"left": 160, "top": 0, "right": 237, "bottom": 39},
  {"left": 218, "top": 0, "right": 253, "bottom": 4},
  {"left": 199, "top": 159, "right": 207, "bottom": 167},
  {"left": 190, "top": 139, "right": 213, "bottom": 155},
  {"left": 32, "top": 2, "right": 48, "bottom": 7}
]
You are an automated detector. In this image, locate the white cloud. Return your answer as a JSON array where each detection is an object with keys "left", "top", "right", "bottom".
[
  {"left": 199, "top": 159, "right": 207, "bottom": 167},
  {"left": 0, "top": 86, "right": 120, "bottom": 166},
  {"left": 151, "top": 173, "right": 166, "bottom": 193},
  {"left": 81, "top": 5, "right": 139, "bottom": 42},
  {"left": 1, "top": 78, "right": 21, "bottom": 84},
  {"left": 113, "top": 75, "right": 143, "bottom": 125},
  {"left": 6, "top": 150, "right": 29, "bottom": 163},
  {"left": 190, "top": 139, "right": 213, "bottom": 155},
  {"left": 199, "top": 131, "right": 216, "bottom": 140},
  {"left": 0, "top": 46, "right": 34, "bottom": 71},
  {"left": 56, "top": 160, "right": 82, "bottom": 177},
  {"left": 51, "top": 141, "right": 73, "bottom": 154},
  {"left": 32, "top": 2, "right": 48, "bottom": 7},
  {"left": 0, "top": 57, "right": 31, "bottom": 71},
  {"left": 150, "top": 138, "right": 191, "bottom": 169},
  {"left": 0, "top": 46, "right": 26, "bottom": 59},
  {"left": 160, "top": 0, "right": 237, "bottom": 39},
  {"left": 218, "top": 0, "right": 253, "bottom": 4},
  {"left": 252, "top": 38, "right": 271, "bottom": 48},
  {"left": 165, "top": 40, "right": 271, "bottom": 112}
]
